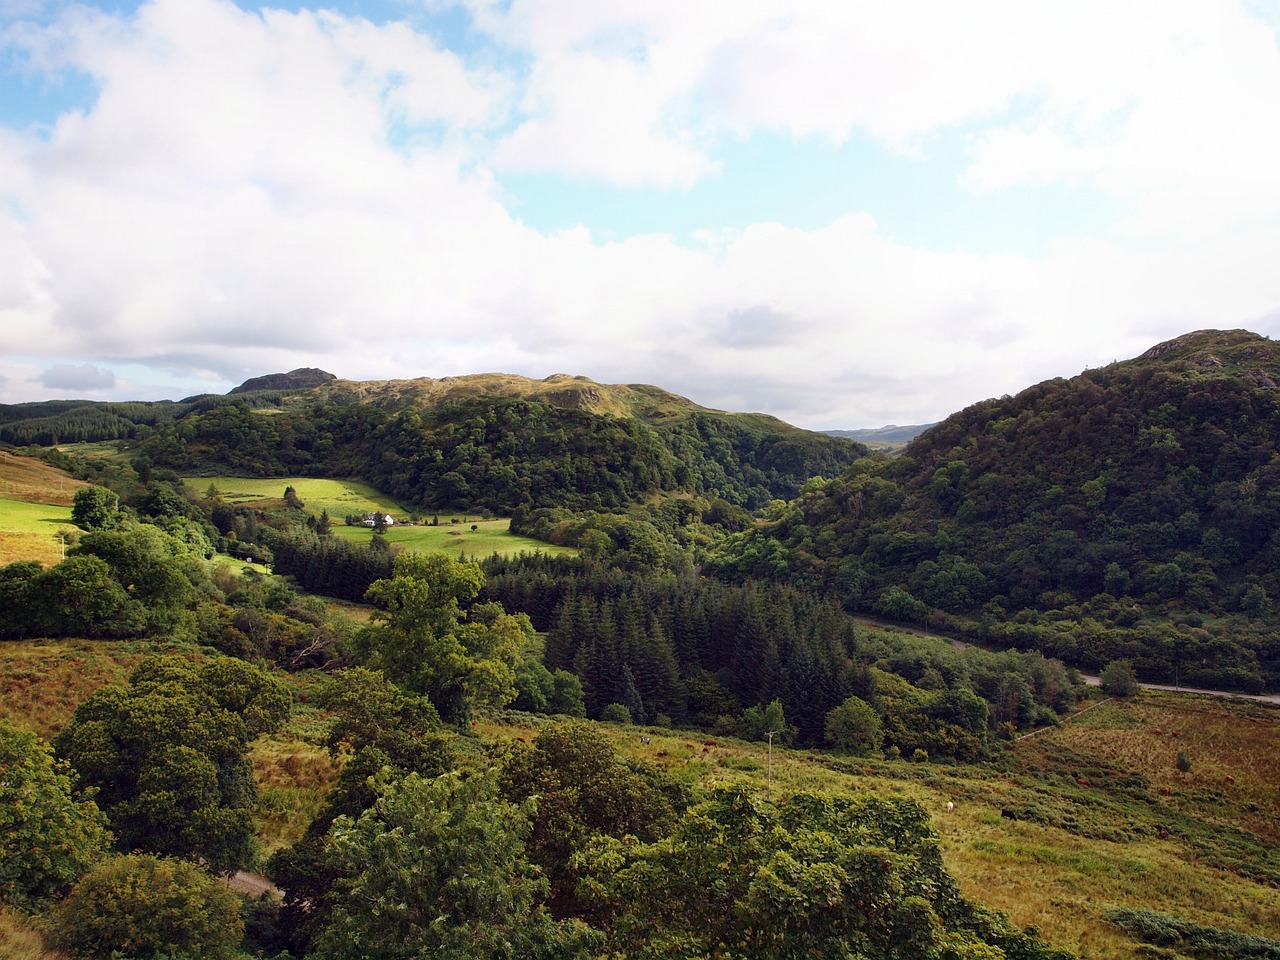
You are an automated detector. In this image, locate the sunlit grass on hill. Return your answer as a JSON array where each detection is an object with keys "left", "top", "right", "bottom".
[
  {"left": 183, "top": 475, "right": 574, "bottom": 558},
  {"left": 327, "top": 516, "right": 573, "bottom": 559},
  {"left": 182, "top": 475, "right": 400, "bottom": 518},
  {"left": 0, "top": 452, "right": 86, "bottom": 505},
  {"left": 0, "top": 453, "right": 84, "bottom": 566},
  {"left": 0, "top": 501, "right": 73, "bottom": 567}
]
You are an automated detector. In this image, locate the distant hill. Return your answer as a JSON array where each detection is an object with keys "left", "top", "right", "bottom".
[
  {"left": 301, "top": 371, "right": 811, "bottom": 431},
  {"left": 0, "top": 371, "right": 864, "bottom": 514},
  {"left": 714, "top": 329, "right": 1280, "bottom": 692},
  {"left": 825, "top": 424, "right": 935, "bottom": 447},
  {"left": 229, "top": 367, "right": 336, "bottom": 394}
]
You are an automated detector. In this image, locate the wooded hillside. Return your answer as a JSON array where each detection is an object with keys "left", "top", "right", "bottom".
[{"left": 711, "top": 330, "right": 1280, "bottom": 690}]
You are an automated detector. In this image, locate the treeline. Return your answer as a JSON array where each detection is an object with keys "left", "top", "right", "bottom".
[
  {"left": 269, "top": 528, "right": 396, "bottom": 603},
  {"left": 0, "top": 394, "right": 292, "bottom": 446}
]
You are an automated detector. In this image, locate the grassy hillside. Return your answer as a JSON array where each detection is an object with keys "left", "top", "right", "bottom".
[
  {"left": 183, "top": 475, "right": 574, "bottom": 558},
  {"left": 2, "top": 636, "right": 1276, "bottom": 959},
  {"left": 0, "top": 453, "right": 85, "bottom": 566}
]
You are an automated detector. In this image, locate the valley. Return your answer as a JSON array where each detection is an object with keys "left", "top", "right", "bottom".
[{"left": 3, "top": 330, "right": 1280, "bottom": 959}]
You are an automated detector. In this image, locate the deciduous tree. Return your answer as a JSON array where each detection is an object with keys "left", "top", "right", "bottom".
[
  {"left": 55, "top": 655, "right": 290, "bottom": 873},
  {"left": 823, "top": 695, "right": 883, "bottom": 755},
  {"left": 356, "top": 554, "right": 525, "bottom": 723},
  {"left": 313, "top": 770, "right": 597, "bottom": 960},
  {"left": 0, "top": 719, "right": 111, "bottom": 905}
]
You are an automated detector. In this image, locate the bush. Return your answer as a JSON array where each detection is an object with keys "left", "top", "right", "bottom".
[
  {"left": 823, "top": 696, "right": 883, "bottom": 756},
  {"left": 600, "top": 703, "right": 632, "bottom": 724},
  {"left": 51, "top": 854, "right": 243, "bottom": 960},
  {"left": 1105, "top": 907, "right": 1280, "bottom": 959},
  {"left": 1100, "top": 659, "right": 1140, "bottom": 697}
]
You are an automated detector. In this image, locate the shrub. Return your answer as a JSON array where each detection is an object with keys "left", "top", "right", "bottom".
[
  {"left": 51, "top": 854, "right": 243, "bottom": 960},
  {"left": 1100, "top": 659, "right": 1140, "bottom": 697},
  {"left": 823, "top": 696, "right": 883, "bottom": 756},
  {"left": 600, "top": 703, "right": 632, "bottom": 724},
  {"left": 1105, "top": 908, "right": 1280, "bottom": 959}
]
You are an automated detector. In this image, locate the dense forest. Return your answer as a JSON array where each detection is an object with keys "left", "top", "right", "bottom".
[{"left": 0, "top": 376, "right": 866, "bottom": 512}]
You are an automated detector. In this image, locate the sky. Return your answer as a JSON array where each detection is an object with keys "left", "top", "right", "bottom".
[{"left": 2, "top": 0, "right": 1279, "bottom": 429}]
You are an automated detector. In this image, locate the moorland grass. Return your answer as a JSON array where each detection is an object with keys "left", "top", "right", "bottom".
[
  {"left": 0, "top": 640, "right": 156, "bottom": 740},
  {"left": 4, "top": 637, "right": 1278, "bottom": 960},
  {"left": 0, "top": 453, "right": 85, "bottom": 505},
  {"left": 0, "top": 907, "right": 67, "bottom": 960},
  {"left": 249, "top": 679, "right": 343, "bottom": 858}
]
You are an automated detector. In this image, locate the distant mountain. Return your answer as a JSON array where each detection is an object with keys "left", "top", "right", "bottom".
[
  {"left": 825, "top": 424, "right": 935, "bottom": 446},
  {"left": 229, "top": 368, "right": 336, "bottom": 394},
  {"left": 714, "top": 329, "right": 1280, "bottom": 692}
]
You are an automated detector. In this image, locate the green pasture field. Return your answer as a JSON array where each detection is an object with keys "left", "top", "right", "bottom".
[
  {"left": 182, "top": 476, "right": 401, "bottom": 517},
  {"left": 55, "top": 441, "right": 130, "bottom": 460},
  {"left": 183, "top": 475, "right": 574, "bottom": 559},
  {"left": 0, "top": 497, "right": 74, "bottom": 566},
  {"left": 328, "top": 516, "right": 572, "bottom": 558}
]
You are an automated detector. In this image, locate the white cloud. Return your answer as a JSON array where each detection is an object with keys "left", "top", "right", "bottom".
[
  {"left": 37, "top": 360, "right": 114, "bottom": 390},
  {"left": 0, "top": 0, "right": 1278, "bottom": 428}
]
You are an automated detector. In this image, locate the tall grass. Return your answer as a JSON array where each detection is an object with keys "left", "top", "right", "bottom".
[
  {"left": 0, "top": 640, "right": 148, "bottom": 739},
  {"left": 0, "top": 908, "right": 67, "bottom": 960}
]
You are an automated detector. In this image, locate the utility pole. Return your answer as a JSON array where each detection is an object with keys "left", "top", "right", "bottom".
[{"left": 765, "top": 731, "right": 776, "bottom": 794}]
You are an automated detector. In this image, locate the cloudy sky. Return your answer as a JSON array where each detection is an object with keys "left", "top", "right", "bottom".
[{"left": 2, "top": 0, "right": 1279, "bottom": 429}]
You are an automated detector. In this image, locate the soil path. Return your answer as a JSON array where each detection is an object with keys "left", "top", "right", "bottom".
[{"left": 227, "top": 871, "right": 282, "bottom": 899}]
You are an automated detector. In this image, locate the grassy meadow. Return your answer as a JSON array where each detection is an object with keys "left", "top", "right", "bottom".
[
  {"left": 182, "top": 475, "right": 574, "bottom": 558},
  {"left": 0, "top": 453, "right": 85, "bottom": 566},
  {"left": 182, "top": 476, "right": 401, "bottom": 518}
]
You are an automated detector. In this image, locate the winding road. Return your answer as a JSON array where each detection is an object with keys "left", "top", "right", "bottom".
[{"left": 850, "top": 614, "right": 1280, "bottom": 705}]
